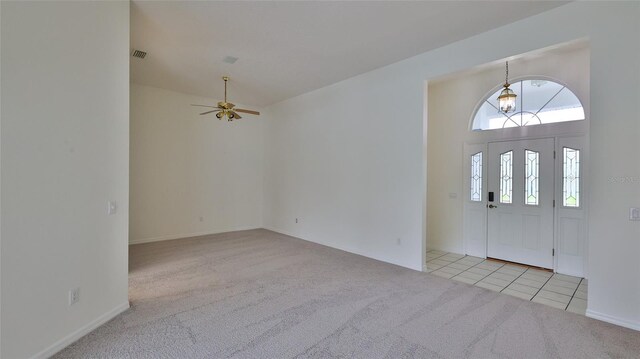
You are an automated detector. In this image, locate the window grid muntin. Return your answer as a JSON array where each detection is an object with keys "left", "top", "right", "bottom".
[
  {"left": 563, "top": 147, "right": 580, "bottom": 207},
  {"left": 472, "top": 79, "right": 585, "bottom": 131},
  {"left": 524, "top": 150, "right": 539, "bottom": 206},
  {"left": 470, "top": 152, "right": 482, "bottom": 202},
  {"left": 499, "top": 151, "right": 513, "bottom": 204}
]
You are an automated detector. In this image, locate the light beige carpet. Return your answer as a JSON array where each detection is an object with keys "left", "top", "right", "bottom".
[{"left": 56, "top": 229, "right": 640, "bottom": 358}]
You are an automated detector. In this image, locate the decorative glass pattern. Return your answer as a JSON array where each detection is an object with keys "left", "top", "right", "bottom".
[
  {"left": 563, "top": 147, "right": 580, "bottom": 207},
  {"left": 499, "top": 151, "right": 513, "bottom": 204},
  {"left": 470, "top": 152, "right": 482, "bottom": 202},
  {"left": 472, "top": 79, "right": 585, "bottom": 131},
  {"left": 524, "top": 150, "right": 539, "bottom": 205}
]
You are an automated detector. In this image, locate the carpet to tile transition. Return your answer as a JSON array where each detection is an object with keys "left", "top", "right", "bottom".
[{"left": 55, "top": 229, "right": 640, "bottom": 358}]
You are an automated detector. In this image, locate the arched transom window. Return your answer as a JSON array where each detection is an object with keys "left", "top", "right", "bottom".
[{"left": 472, "top": 79, "right": 585, "bottom": 131}]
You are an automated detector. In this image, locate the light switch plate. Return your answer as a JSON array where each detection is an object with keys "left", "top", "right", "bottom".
[{"left": 630, "top": 207, "right": 640, "bottom": 221}]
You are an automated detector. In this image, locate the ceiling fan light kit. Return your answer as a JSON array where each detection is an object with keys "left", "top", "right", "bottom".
[{"left": 191, "top": 76, "right": 260, "bottom": 122}]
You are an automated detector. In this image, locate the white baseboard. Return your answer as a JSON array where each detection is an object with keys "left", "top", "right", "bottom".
[
  {"left": 264, "top": 227, "right": 423, "bottom": 272},
  {"left": 32, "top": 301, "right": 130, "bottom": 359},
  {"left": 263, "top": 226, "right": 296, "bottom": 239},
  {"left": 129, "top": 226, "right": 261, "bottom": 245},
  {"left": 427, "top": 247, "right": 464, "bottom": 255},
  {"left": 586, "top": 309, "right": 640, "bottom": 331}
]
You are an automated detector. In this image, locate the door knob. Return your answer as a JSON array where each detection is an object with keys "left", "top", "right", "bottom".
[{"left": 488, "top": 204, "right": 498, "bottom": 209}]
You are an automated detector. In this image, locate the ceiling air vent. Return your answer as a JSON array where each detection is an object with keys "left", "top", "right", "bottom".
[
  {"left": 131, "top": 49, "right": 147, "bottom": 59},
  {"left": 223, "top": 56, "right": 238, "bottom": 64}
]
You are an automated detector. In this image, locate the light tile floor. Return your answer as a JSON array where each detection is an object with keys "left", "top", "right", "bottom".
[{"left": 426, "top": 250, "right": 587, "bottom": 315}]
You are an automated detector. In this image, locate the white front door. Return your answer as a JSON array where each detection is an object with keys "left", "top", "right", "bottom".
[{"left": 487, "top": 138, "right": 555, "bottom": 268}]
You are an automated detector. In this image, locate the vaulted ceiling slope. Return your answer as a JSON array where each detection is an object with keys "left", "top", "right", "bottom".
[{"left": 131, "top": 1, "right": 568, "bottom": 107}]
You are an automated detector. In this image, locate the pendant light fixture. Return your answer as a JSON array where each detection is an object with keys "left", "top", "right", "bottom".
[{"left": 497, "top": 61, "right": 517, "bottom": 113}]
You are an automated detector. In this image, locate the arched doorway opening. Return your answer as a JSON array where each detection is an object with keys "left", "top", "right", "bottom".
[
  {"left": 426, "top": 42, "right": 590, "bottom": 278},
  {"left": 464, "top": 77, "right": 588, "bottom": 276}
]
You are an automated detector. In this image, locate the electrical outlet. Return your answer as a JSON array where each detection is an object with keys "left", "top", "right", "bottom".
[
  {"left": 396, "top": 237, "right": 402, "bottom": 245},
  {"left": 295, "top": 218, "right": 298, "bottom": 224},
  {"left": 199, "top": 216, "right": 204, "bottom": 222},
  {"left": 630, "top": 207, "right": 640, "bottom": 221},
  {"left": 107, "top": 201, "right": 117, "bottom": 215},
  {"left": 69, "top": 288, "right": 80, "bottom": 306}
]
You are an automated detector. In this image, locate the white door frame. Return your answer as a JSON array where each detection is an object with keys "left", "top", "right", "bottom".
[{"left": 462, "top": 132, "right": 589, "bottom": 276}]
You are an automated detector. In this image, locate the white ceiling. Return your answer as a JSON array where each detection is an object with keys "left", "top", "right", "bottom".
[{"left": 131, "top": 1, "right": 568, "bottom": 107}]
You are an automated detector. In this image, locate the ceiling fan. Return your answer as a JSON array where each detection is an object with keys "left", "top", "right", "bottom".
[{"left": 191, "top": 76, "right": 260, "bottom": 121}]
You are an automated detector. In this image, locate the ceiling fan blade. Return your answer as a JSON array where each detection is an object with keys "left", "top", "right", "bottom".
[
  {"left": 199, "top": 110, "right": 220, "bottom": 115},
  {"left": 191, "top": 104, "right": 219, "bottom": 108},
  {"left": 235, "top": 108, "right": 260, "bottom": 115}
]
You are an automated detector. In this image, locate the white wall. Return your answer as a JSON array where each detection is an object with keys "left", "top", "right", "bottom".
[
  {"left": 263, "top": 2, "right": 640, "bottom": 329},
  {"left": 427, "top": 46, "right": 590, "bottom": 254},
  {"left": 263, "top": 68, "right": 425, "bottom": 270},
  {"left": 0, "top": 2, "right": 130, "bottom": 358},
  {"left": 130, "top": 84, "right": 263, "bottom": 244}
]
